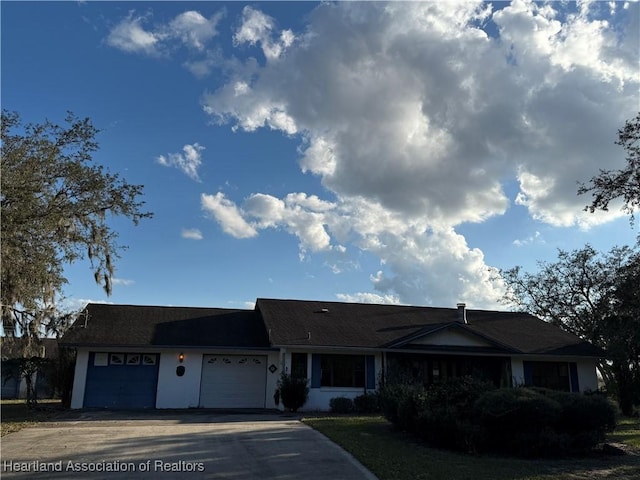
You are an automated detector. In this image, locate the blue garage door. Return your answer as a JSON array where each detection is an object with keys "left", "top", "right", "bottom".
[{"left": 84, "top": 352, "right": 159, "bottom": 408}]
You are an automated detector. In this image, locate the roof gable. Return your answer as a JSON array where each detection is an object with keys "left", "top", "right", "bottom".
[{"left": 391, "top": 323, "right": 504, "bottom": 349}]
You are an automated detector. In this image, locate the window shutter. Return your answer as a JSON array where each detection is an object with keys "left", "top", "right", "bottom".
[
  {"left": 366, "top": 355, "right": 375, "bottom": 389},
  {"left": 569, "top": 362, "right": 579, "bottom": 392},
  {"left": 311, "top": 354, "right": 322, "bottom": 388}
]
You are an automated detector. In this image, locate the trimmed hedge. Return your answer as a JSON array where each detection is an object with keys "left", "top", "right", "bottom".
[
  {"left": 378, "top": 377, "right": 617, "bottom": 457},
  {"left": 330, "top": 396, "right": 355, "bottom": 413},
  {"left": 354, "top": 392, "right": 381, "bottom": 413}
]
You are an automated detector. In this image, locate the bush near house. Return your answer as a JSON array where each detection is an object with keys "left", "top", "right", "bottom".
[
  {"left": 353, "top": 392, "right": 381, "bottom": 413},
  {"left": 277, "top": 372, "right": 309, "bottom": 412},
  {"left": 378, "top": 377, "right": 617, "bottom": 457},
  {"left": 330, "top": 396, "right": 355, "bottom": 414}
]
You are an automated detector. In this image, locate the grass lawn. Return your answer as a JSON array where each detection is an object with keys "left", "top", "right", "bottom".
[
  {"left": 608, "top": 417, "right": 640, "bottom": 449},
  {"left": 303, "top": 416, "right": 640, "bottom": 480},
  {"left": 1, "top": 399, "right": 64, "bottom": 437}
]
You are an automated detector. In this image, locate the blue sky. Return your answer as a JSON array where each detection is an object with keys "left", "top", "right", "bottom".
[{"left": 2, "top": 1, "right": 638, "bottom": 312}]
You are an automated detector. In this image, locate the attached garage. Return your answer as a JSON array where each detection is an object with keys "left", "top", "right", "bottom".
[
  {"left": 199, "top": 354, "right": 267, "bottom": 408},
  {"left": 84, "top": 352, "right": 159, "bottom": 408}
]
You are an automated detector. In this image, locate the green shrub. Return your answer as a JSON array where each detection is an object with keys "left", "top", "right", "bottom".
[
  {"left": 330, "top": 396, "right": 355, "bottom": 414},
  {"left": 533, "top": 388, "right": 617, "bottom": 449},
  {"left": 277, "top": 372, "right": 309, "bottom": 412},
  {"left": 378, "top": 383, "right": 423, "bottom": 428},
  {"left": 414, "top": 377, "right": 495, "bottom": 451},
  {"left": 381, "top": 378, "right": 615, "bottom": 457},
  {"left": 353, "top": 392, "right": 380, "bottom": 413},
  {"left": 474, "top": 387, "right": 616, "bottom": 456}
]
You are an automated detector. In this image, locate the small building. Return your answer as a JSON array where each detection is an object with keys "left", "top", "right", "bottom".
[{"left": 60, "top": 299, "right": 602, "bottom": 410}]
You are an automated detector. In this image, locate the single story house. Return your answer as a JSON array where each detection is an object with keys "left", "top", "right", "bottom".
[{"left": 60, "top": 299, "right": 602, "bottom": 410}]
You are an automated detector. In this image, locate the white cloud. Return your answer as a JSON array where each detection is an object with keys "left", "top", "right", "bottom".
[
  {"left": 234, "top": 6, "right": 295, "bottom": 61},
  {"left": 242, "top": 192, "right": 333, "bottom": 254},
  {"left": 112, "top": 278, "right": 135, "bottom": 287},
  {"left": 201, "top": 193, "right": 257, "bottom": 239},
  {"left": 106, "top": 12, "right": 162, "bottom": 56},
  {"left": 335, "top": 292, "right": 401, "bottom": 305},
  {"left": 200, "top": 2, "right": 638, "bottom": 306},
  {"left": 106, "top": 10, "right": 222, "bottom": 58},
  {"left": 169, "top": 11, "right": 222, "bottom": 51},
  {"left": 513, "top": 231, "right": 544, "bottom": 247},
  {"left": 181, "top": 228, "right": 203, "bottom": 240},
  {"left": 157, "top": 143, "right": 205, "bottom": 182}
]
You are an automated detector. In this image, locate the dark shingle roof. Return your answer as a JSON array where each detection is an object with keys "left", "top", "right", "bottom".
[
  {"left": 60, "top": 299, "right": 603, "bottom": 358},
  {"left": 60, "top": 303, "right": 270, "bottom": 349},
  {"left": 256, "top": 298, "right": 603, "bottom": 357}
]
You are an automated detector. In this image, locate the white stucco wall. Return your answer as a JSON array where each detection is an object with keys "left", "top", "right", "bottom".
[
  {"left": 576, "top": 358, "right": 599, "bottom": 392},
  {"left": 510, "top": 358, "right": 525, "bottom": 387},
  {"left": 155, "top": 350, "right": 204, "bottom": 408},
  {"left": 70, "top": 349, "right": 89, "bottom": 409}
]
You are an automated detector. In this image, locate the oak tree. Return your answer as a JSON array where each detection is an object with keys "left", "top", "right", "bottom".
[
  {"left": 501, "top": 245, "right": 640, "bottom": 414},
  {"left": 579, "top": 113, "right": 640, "bottom": 223},
  {"left": 1, "top": 110, "right": 152, "bottom": 349}
]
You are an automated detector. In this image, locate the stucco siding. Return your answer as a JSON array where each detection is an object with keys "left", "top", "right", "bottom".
[{"left": 70, "top": 350, "right": 89, "bottom": 409}]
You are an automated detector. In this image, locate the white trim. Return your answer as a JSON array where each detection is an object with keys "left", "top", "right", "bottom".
[{"left": 70, "top": 350, "right": 89, "bottom": 409}]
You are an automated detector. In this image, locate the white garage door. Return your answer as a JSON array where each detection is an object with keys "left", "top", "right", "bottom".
[{"left": 199, "top": 355, "right": 267, "bottom": 408}]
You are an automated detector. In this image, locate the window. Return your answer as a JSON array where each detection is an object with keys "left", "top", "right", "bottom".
[
  {"left": 291, "top": 353, "right": 308, "bottom": 380},
  {"left": 524, "top": 361, "right": 570, "bottom": 391},
  {"left": 126, "top": 354, "right": 141, "bottom": 365},
  {"left": 94, "top": 353, "right": 108, "bottom": 366},
  {"left": 320, "top": 354, "right": 365, "bottom": 388},
  {"left": 109, "top": 353, "right": 124, "bottom": 365}
]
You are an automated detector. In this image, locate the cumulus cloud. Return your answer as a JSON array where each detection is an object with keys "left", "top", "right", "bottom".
[
  {"left": 169, "top": 10, "right": 222, "bottom": 50},
  {"left": 106, "top": 10, "right": 222, "bottom": 57},
  {"left": 181, "top": 228, "right": 203, "bottom": 240},
  {"left": 106, "top": 12, "right": 162, "bottom": 56},
  {"left": 234, "top": 6, "right": 295, "bottom": 61},
  {"left": 157, "top": 143, "right": 205, "bottom": 182},
  {"left": 201, "top": 193, "right": 257, "bottom": 239},
  {"left": 211, "top": 192, "right": 335, "bottom": 256},
  {"left": 200, "top": 1, "right": 638, "bottom": 307},
  {"left": 335, "top": 293, "right": 401, "bottom": 305}
]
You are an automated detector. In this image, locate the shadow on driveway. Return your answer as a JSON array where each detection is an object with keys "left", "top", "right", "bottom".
[{"left": 1, "top": 411, "right": 377, "bottom": 480}]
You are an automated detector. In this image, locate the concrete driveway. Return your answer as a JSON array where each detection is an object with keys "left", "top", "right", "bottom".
[{"left": 0, "top": 411, "right": 377, "bottom": 479}]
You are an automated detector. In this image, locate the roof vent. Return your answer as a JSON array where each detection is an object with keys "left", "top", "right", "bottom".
[
  {"left": 456, "top": 303, "right": 467, "bottom": 324},
  {"left": 315, "top": 308, "right": 330, "bottom": 313}
]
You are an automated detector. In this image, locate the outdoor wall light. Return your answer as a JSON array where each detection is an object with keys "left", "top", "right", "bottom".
[{"left": 178, "top": 352, "right": 184, "bottom": 363}]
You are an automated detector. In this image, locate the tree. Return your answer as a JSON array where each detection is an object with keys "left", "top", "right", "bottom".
[
  {"left": 579, "top": 113, "right": 640, "bottom": 223},
  {"left": 1, "top": 110, "right": 152, "bottom": 346},
  {"left": 2, "top": 357, "right": 50, "bottom": 407},
  {"left": 596, "top": 253, "right": 640, "bottom": 415},
  {"left": 501, "top": 244, "right": 640, "bottom": 415}
]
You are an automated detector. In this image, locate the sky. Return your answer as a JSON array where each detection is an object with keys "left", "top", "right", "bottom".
[{"left": 2, "top": 1, "right": 639, "bottom": 313}]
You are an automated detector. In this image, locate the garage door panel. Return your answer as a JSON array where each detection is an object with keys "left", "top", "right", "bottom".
[
  {"left": 200, "top": 355, "right": 266, "bottom": 408},
  {"left": 84, "top": 352, "right": 159, "bottom": 409}
]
